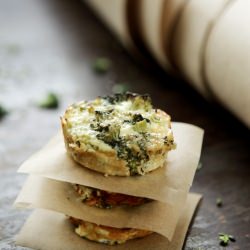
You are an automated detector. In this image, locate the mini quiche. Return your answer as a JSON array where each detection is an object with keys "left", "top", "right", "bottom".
[
  {"left": 61, "top": 92, "right": 175, "bottom": 176},
  {"left": 73, "top": 184, "right": 150, "bottom": 209},
  {"left": 69, "top": 217, "right": 152, "bottom": 245}
]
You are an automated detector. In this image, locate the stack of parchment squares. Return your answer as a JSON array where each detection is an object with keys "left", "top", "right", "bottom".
[{"left": 15, "top": 93, "right": 204, "bottom": 250}]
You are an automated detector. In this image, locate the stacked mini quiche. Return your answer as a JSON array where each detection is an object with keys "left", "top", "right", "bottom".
[
  {"left": 15, "top": 92, "right": 203, "bottom": 249},
  {"left": 61, "top": 92, "right": 175, "bottom": 244}
]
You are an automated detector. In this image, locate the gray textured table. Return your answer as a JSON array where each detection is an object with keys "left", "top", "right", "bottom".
[{"left": 0, "top": 0, "right": 249, "bottom": 249}]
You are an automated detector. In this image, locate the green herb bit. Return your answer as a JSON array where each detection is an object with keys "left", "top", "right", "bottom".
[
  {"left": 197, "top": 162, "right": 202, "bottom": 171},
  {"left": 131, "top": 95, "right": 152, "bottom": 111},
  {"left": 38, "top": 92, "right": 59, "bottom": 109},
  {"left": 112, "top": 83, "right": 129, "bottom": 94},
  {"left": 93, "top": 57, "right": 111, "bottom": 74},
  {"left": 103, "top": 92, "right": 150, "bottom": 107},
  {"left": 133, "top": 119, "right": 148, "bottom": 133},
  {"left": 219, "top": 233, "right": 236, "bottom": 246},
  {"left": 216, "top": 197, "right": 223, "bottom": 207},
  {"left": 132, "top": 114, "right": 145, "bottom": 124},
  {"left": 94, "top": 109, "right": 113, "bottom": 122},
  {"left": 96, "top": 123, "right": 120, "bottom": 146},
  {"left": 0, "top": 105, "right": 8, "bottom": 120}
]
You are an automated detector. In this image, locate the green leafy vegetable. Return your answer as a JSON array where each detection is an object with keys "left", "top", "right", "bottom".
[
  {"left": 94, "top": 126, "right": 149, "bottom": 174},
  {"left": 131, "top": 95, "right": 152, "bottom": 111},
  {"left": 103, "top": 92, "right": 152, "bottom": 109},
  {"left": 94, "top": 109, "right": 114, "bottom": 122},
  {"left": 93, "top": 57, "right": 111, "bottom": 74},
  {"left": 38, "top": 92, "right": 59, "bottom": 109},
  {"left": 133, "top": 119, "right": 148, "bottom": 133},
  {"left": 219, "top": 233, "right": 236, "bottom": 246},
  {"left": 0, "top": 105, "right": 8, "bottom": 120},
  {"left": 131, "top": 113, "right": 144, "bottom": 123}
]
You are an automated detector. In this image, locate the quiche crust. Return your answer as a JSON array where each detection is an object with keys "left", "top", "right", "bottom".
[{"left": 69, "top": 217, "right": 153, "bottom": 245}]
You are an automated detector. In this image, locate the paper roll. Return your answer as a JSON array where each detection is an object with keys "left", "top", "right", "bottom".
[
  {"left": 171, "top": 0, "right": 230, "bottom": 95},
  {"left": 163, "top": 0, "right": 188, "bottom": 69},
  {"left": 84, "top": 0, "right": 132, "bottom": 48},
  {"left": 204, "top": 0, "right": 250, "bottom": 126},
  {"left": 82, "top": 0, "right": 250, "bottom": 127},
  {"left": 139, "top": 0, "right": 189, "bottom": 72},
  {"left": 138, "top": 0, "right": 171, "bottom": 69}
]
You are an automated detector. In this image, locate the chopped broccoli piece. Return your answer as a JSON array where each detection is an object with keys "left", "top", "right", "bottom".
[
  {"left": 93, "top": 57, "right": 111, "bottom": 74},
  {"left": 38, "top": 92, "right": 59, "bottom": 109}
]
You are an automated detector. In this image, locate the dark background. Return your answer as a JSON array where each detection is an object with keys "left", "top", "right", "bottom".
[{"left": 0, "top": 0, "right": 249, "bottom": 249}]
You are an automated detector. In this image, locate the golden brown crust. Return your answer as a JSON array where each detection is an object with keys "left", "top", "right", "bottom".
[
  {"left": 61, "top": 117, "right": 129, "bottom": 176},
  {"left": 69, "top": 217, "right": 153, "bottom": 245}
]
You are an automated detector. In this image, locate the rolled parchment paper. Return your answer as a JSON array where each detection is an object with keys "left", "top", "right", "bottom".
[
  {"left": 138, "top": 0, "right": 171, "bottom": 69},
  {"left": 18, "top": 122, "right": 204, "bottom": 204},
  {"left": 171, "top": 0, "right": 229, "bottom": 95},
  {"left": 138, "top": 0, "right": 189, "bottom": 72},
  {"left": 15, "top": 175, "right": 188, "bottom": 239},
  {"left": 16, "top": 193, "right": 202, "bottom": 250},
  {"left": 204, "top": 0, "right": 250, "bottom": 127},
  {"left": 163, "top": 0, "right": 189, "bottom": 66},
  {"left": 83, "top": 0, "right": 250, "bottom": 127},
  {"left": 84, "top": 0, "right": 132, "bottom": 47}
]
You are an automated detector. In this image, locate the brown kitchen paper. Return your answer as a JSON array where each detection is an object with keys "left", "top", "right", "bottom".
[
  {"left": 204, "top": 0, "right": 250, "bottom": 127},
  {"left": 15, "top": 175, "right": 188, "bottom": 239},
  {"left": 171, "top": 0, "right": 230, "bottom": 95},
  {"left": 16, "top": 193, "right": 201, "bottom": 250},
  {"left": 18, "top": 122, "right": 204, "bottom": 204}
]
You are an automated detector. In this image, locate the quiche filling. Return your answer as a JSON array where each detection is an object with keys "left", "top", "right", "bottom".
[
  {"left": 69, "top": 217, "right": 153, "bottom": 245},
  {"left": 73, "top": 184, "right": 151, "bottom": 209},
  {"left": 63, "top": 93, "right": 176, "bottom": 175}
]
